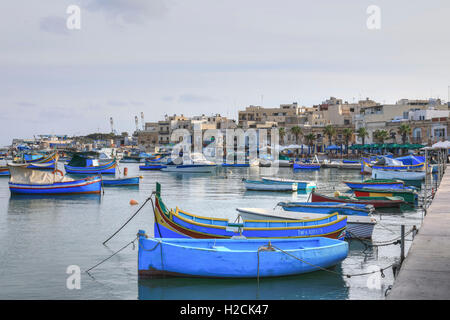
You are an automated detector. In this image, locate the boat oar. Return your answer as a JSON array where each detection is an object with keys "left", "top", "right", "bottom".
[{"left": 102, "top": 192, "right": 155, "bottom": 245}]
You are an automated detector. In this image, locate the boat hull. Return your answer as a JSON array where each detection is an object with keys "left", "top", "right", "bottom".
[
  {"left": 244, "top": 179, "right": 298, "bottom": 192},
  {"left": 102, "top": 176, "right": 140, "bottom": 186},
  {"left": 64, "top": 160, "right": 117, "bottom": 174},
  {"left": 237, "top": 208, "right": 375, "bottom": 239},
  {"left": 311, "top": 192, "right": 404, "bottom": 208},
  {"left": 139, "top": 165, "right": 167, "bottom": 170},
  {"left": 138, "top": 232, "right": 348, "bottom": 278},
  {"left": 293, "top": 163, "right": 320, "bottom": 170},
  {"left": 372, "top": 169, "right": 426, "bottom": 181},
  {"left": 353, "top": 188, "right": 417, "bottom": 204},
  {"left": 9, "top": 176, "right": 102, "bottom": 195},
  {"left": 261, "top": 177, "right": 316, "bottom": 190},
  {"left": 161, "top": 164, "right": 216, "bottom": 173},
  {"left": 279, "top": 202, "right": 372, "bottom": 216},
  {"left": 343, "top": 179, "right": 405, "bottom": 190}
]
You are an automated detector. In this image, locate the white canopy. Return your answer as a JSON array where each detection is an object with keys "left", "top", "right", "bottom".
[
  {"left": 432, "top": 141, "right": 450, "bottom": 149},
  {"left": 8, "top": 164, "right": 74, "bottom": 185}
]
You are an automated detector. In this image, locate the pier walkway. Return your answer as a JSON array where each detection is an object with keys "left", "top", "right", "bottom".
[{"left": 388, "top": 166, "right": 450, "bottom": 299}]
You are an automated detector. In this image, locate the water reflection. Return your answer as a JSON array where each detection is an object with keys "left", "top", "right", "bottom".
[{"left": 138, "top": 267, "right": 348, "bottom": 300}]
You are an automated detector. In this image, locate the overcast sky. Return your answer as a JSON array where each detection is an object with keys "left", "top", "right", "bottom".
[{"left": 0, "top": 0, "right": 449, "bottom": 146}]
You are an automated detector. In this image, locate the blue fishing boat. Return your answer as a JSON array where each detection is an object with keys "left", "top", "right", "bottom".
[
  {"left": 8, "top": 164, "right": 101, "bottom": 195},
  {"left": 64, "top": 154, "right": 117, "bottom": 174},
  {"left": 278, "top": 202, "right": 373, "bottom": 216},
  {"left": 101, "top": 176, "right": 140, "bottom": 186},
  {"left": 139, "top": 164, "right": 167, "bottom": 170},
  {"left": 293, "top": 163, "right": 321, "bottom": 170},
  {"left": 153, "top": 182, "right": 347, "bottom": 240},
  {"left": 343, "top": 179, "right": 405, "bottom": 190},
  {"left": 137, "top": 230, "right": 348, "bottom": 278},
  {"left": 21, "top": 152, "right": 58, "bottom": 170}
]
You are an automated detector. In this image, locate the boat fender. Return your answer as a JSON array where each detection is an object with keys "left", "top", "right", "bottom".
[
  {"left": 130, "top": 199, "right": 138, "bottom": 205},
  {"left": 53, "top": 169, "right": 64, "bottom": 176},
  {"left": 124, "top": 167, "right": 128, "bottom": 176}
]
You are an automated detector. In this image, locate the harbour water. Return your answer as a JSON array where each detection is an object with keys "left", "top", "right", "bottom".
[{"left": 0, "top": 164, "right": 425, "bottom": 299}]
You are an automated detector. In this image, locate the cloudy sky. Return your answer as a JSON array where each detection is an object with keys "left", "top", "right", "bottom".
[{"left": 0, "top": 0, "right": 449, "bottom": 145}]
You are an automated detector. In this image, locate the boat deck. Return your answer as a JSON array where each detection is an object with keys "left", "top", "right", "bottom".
[{"left": 388, "top": 165, "right": 450, "bottom": 299}]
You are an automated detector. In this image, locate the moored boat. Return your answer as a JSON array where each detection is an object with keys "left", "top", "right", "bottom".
[
  {"left": 277, "top": 201, "right": 374, "bottom": 216},
  {"left": 138, "top": 230, "right": 348, "bottom": 278},
  {"left": 261, "top": 177, "right": 316, "bottom": 191},
  {"left": 343, "top": 179, "right": 405, "bottom": 190},
  {"left": 293, "top": 163, "right": 321, "bottom": 170},
  {"left": 352, "top": 188, "right": 417, "bottom": 204},
  {"left": 101, "top": 176, "right": 141, "bottom": 186},
  {"left": 0, "top": 166, "right": 9, "bottom": 176},
  {"left": 243, "top": 179, "right": 298, "bottom": 192},
  {"left": 371, "top": 168, "right": 426, "bottom": 181},
  {"left": 236, "top": 207, "right": 376, "bottom": 239},
  {"left": 64, "top": 154, "right": 117, "bottom": 174},
  {"left": 311, "top": 192, "right": 405, "bottom": 208},
  {"left": 8, "top": 163, "right": 101, "bottom": 195},
  {"left": 161, "top": 153, "right": 216, "bottom": 173},
  {"left": 153, "top": 182, "right": 347, "bottom": 240}
]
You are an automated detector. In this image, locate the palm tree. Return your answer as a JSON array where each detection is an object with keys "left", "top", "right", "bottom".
[
  {"left": 342, "top": 128, "right": 353, "bottom": 156},
  {"left": 290, "top": 126, "right": 303, "bottom": 145},
  {"left": 373, "top": 129, "right": 389, "bottom": 144},
  {"left": 279, "top": 127, "right": 286, "bottom": 145},
  {"left": 357, "top": 127, "right": 369, "bottom": 145},
  {"left": 304, "top": 133, "right": 315, "bottom": 154},
  {"left": 398, "top": 124, "right": 412, "bottom": 144},
  {"left": 323, "top": 125, "right": 336, "bottom": 146}
]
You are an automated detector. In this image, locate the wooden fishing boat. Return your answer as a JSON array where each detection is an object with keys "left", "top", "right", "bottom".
[
  {"left": 139, "top": 164, "right": 167, "bottom": 170},
  {"left": 101, "top": 176, "right": 140, "bottom": 186},
  {"left": 21, "top": 152, "right": 58, "bottom": 170},
  {"left": 138, "top": 230, "right": 348, "bottom": 278},
  {"left": 343, "top": 179, "right": 405, "bottom": 190},
  {"left": 64, "top": 154, "right": 117, "bottom": 174},
  {"left": 243, "top": 179, "right": 298, "bottom": 192},
  {"left": 311, "top": 192, "right": 405, "bottom": 208},
  {"left": 352, "top": 188, "right": 417, "bottom": 204},
  {"left": 153, "top": 183, "right": 347, "bottom": 240},
  {"left": 371, "top": 168, "right": 426, "bottom": 181},
  {"left": 8, "top": 163, "right": 101, "bottom": 195},
  {"left": 261, "top": 177, "right": 316, "bottom": 191},
  {"left": 236, "top": 207, "right": 376, "bottom": 239},
  {"left": 277, "top": 201, "right": 374, "bottom": 216}
]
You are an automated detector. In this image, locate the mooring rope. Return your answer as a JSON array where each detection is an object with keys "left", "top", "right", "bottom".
[
  {"left": 86, "top": 236, "right": 138, "bottom": 276},
  {"left": 102, "top": 192, "right": 155, "bottom": 245}
]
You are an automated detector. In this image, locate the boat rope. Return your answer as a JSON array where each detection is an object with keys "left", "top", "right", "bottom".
[
  {"left": 268, "top": 244, "right": 393, "bottom": 279},
  {"left": 102, "top": 192, "right": 155, "bottom": 245},
  {"left": 86, "top": 236, "right": 138, "bottom": 276}
]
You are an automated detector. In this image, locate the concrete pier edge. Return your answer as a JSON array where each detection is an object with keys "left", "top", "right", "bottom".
[{"left": 387, "top": 165, "right": 450, "bottom": 300}]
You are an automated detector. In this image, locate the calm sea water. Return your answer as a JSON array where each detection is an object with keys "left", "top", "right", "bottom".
[{"left": 0, "top": 163, "right": 426, "bottom": 300}]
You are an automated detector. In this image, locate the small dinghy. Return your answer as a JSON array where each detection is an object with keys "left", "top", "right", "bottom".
[
  {"left": 352, "top": 188, "right": 417, "bottom": 204},
  {"left": 243, "top": 179, "right": 298, "bottom": 192},
  {"left": 137, "top": 230, "right": 348, "bottom": 278},
  {"left": 293, "top": 163, "right": 321, "bottom": 170},
  {"left": 101, "top": 176, "right": 141, "bottom": 186},
  {"left": 64, "top": 154, "right": 117, "bottom": 175},
  {"left": 371, "top": 168, "right": 426, "bottom": 181}
]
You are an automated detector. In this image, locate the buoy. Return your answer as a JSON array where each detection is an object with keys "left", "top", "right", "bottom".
[
  {"left": 130, "top": 199, "right": 138, "bottom": 205},
  {"left": 334, "top": 191, "right": 341, "bottom": 197},
  {"left": 124, "top": 167, "right": 128, "bottom": 176},
  {"left": 139, "top": 176, "right": 143, "bottom": 179}
]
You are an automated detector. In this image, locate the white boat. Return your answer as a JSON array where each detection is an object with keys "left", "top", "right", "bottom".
[
  {"left": 236, "top": 207, "right": 376, "bottom": 239},
  {"left": 258, "top": 158, "right": 291, "bottom": 167},
  {"left": 372, "top": 168, "right": 426, "bottom": 181},
  {"left": 261, "top": 177, "right": 316, "bottom": 190},
  {"left": 161, "top": 153, "right": 217, "bottom": 173},
  {"left": 243, "top": 179, "right": 297, "bottom": 192}
]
